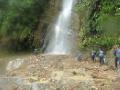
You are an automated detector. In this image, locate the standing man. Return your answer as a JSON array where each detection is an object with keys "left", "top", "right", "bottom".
[
  {"left": 98, "top": 48, "right": 105, "bottom": 65},
  {"left": 114, "top": 46, "right": 120, "bottom": 68},
  {"left": 91, "top": 49, "right": 97, "bottom": 62}
]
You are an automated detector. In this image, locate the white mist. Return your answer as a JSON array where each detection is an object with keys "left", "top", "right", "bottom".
[{"left": 44, "top": 0, "right": 76, "bottom": 54}]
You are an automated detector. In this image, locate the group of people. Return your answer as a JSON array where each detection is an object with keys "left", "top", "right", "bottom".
[
  {"left": 91, "top": 48, "right": 106, "bottom": 65},
  {"left": 91, "top": 46, "right": 120, "bottom": 69}
]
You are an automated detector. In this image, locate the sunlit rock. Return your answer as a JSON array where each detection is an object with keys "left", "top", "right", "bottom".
[{"left": 6, "top": 58, "right": 24, "bottom": 71}]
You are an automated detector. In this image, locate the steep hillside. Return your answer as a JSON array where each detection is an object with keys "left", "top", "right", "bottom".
[{"left": 76, "top": 0, "right": 120, "bottom": 50}]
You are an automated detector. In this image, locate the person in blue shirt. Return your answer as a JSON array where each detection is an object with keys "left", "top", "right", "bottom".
[{"left": 114, "top": 46, "right": 120, "bottom": 68}]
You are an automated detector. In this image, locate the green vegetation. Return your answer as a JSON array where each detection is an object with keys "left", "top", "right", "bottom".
[
  {"left": 0, "top": 0, "right": 49, "bottom": 51},
  {"left": 0, "top": 0, "right": 120, "bottom": 52},
  {"left": 76, "top": 0, "right": 120, "bottom": 50}
]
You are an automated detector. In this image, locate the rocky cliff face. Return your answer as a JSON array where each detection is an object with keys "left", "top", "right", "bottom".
[
  {"left": 33, "top": 0, "right": 61, "bottom": 50},
  {"left": 33, "top": 0, "right": 81, "bottom": 51}
]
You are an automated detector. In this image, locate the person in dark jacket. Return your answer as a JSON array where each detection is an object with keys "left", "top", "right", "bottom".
[{"left": 91, "top": 50, "right": 97, "bottom": 62}]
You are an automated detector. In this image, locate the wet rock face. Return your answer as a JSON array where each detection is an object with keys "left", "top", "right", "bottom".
[{"left": 33, "top": 0, "right": 61, "bottom": 49}]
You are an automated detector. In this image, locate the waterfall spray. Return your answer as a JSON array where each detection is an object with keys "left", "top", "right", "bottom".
[{"left": 44, "top": 0, "right": 76, "bottom": 54}]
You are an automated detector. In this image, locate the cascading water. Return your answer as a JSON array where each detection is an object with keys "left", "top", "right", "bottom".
[{"left": 44, "top": 0, "right": 77, "bottom": 54}]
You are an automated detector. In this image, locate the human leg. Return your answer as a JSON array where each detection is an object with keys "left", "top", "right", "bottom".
[{"left": 115, "top": 57, "right": 118, "bottom": 68}]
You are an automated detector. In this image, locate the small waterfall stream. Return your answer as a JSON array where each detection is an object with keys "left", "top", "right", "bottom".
[{"left": 44, "top": 0, "right": 77, "bottom": 54}]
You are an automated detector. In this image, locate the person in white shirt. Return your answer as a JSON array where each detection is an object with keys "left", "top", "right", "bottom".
[{"left": 98, "top": 48, "right": 105, "bottom": 65}]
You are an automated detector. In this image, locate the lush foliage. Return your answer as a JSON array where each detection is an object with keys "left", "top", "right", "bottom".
[
  {"left": 0, "top": 0, "right": 49, "bottom": 51},
  {"left": 76, "top": 0, "right": 120, "bottom": 50}
]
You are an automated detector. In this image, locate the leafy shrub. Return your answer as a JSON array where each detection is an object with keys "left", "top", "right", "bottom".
[
  {"left": 0, "top": 0, "right": 49, "bottom": 51},
  {"left": 76, "top": 0, "right": 120, "bottom": 50}
]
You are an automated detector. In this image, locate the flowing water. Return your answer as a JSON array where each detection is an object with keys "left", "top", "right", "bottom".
[{"left": 44, "top": 0, "right": 77, "bottom": 54}]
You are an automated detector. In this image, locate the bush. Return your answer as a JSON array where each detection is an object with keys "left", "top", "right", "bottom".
[
  {"left": 76, "top": 0, "right": 120, "bottom": 50},
  {"left": 0, "top": 0, "right": 49, "bottom": 51}
]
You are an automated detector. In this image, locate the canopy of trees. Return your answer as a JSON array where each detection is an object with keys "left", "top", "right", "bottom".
[
  {"left": 0, "top": 0, "right": 49, "bottom": 51},
  {"left": 76, "top": 0, "right": 120, "bottom": 50}
]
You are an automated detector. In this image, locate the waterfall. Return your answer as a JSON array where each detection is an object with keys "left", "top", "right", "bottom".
[{"left": 44, "top": 0, "right": 76, "bottom": 54}]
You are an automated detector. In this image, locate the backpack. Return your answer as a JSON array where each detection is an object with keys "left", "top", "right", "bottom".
[{"left": 116, "top": 49, "right": 120, "bottom": 58}]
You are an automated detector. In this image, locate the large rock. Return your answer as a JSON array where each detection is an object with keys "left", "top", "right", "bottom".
[
  {"left": 0, "top": 77, "right": 31, "bottom": 90},
  {"left": 6, "top": 58, "right": 24, "bottom": 72}
]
